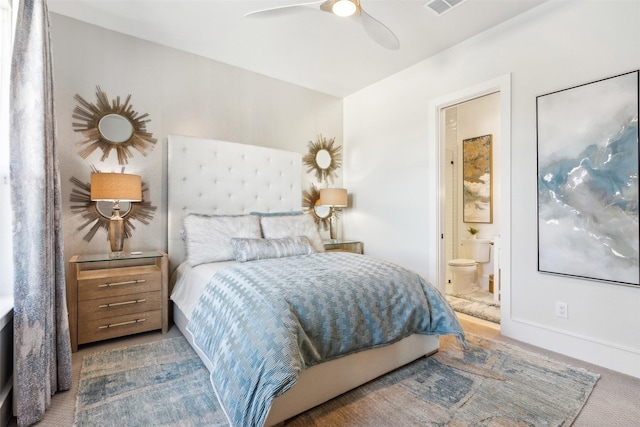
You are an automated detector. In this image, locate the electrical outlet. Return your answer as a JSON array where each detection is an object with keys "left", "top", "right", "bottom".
[{"left": 556, "top": 302, "right": 568, "bottom": 319}]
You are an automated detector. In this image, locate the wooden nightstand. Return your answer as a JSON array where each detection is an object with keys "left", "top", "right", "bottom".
[
  {"left": 67, "top": 251, "right": 168, "bottom": 352},
  {"left": 323, "top": 240, "right": 363, "bottom": 254}
]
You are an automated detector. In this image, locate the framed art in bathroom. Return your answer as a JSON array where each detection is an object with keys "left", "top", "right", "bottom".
[
  {"left": 463, "top": 134, "right": 492, "bottom": 223},
  {"left": 537, "top": 70, "right": 640, "bottom": 286}
]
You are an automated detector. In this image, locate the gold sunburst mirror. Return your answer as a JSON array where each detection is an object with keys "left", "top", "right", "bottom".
[
  {"left": 302, "top": 135, "right": 342, "bottom": 184},
  {"left": 302, "top": 184, "right": 339, "bottom": 232},
  {"left": 72, "top": 86, "right": 157, "bottom": 165},
  {"left": 69, "top": 173, "right": 157, "bottom": 243}
]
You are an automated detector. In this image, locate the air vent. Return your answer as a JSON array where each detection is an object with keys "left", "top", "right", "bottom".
[{"left": 425, "top": 0, "right": 466, "bottom": 16}]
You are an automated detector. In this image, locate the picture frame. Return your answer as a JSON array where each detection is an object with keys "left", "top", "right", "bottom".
[
  {"left": 536, "top": 70, "right": 639, "bottom": 286},
  {"left": 463, "top": 134, "right": 493, "bottom": 223}
]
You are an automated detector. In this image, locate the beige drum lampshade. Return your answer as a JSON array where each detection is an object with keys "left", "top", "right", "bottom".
[
  {"left": 319, "top": 188, "right": 347, "bottom": 207},
  {"left": 90, "top": 173, "right": 142, "bottom": 202}
]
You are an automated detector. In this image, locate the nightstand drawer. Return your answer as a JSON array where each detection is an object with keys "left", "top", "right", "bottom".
[
  {"left": 78, "top": 291, "right": 161, "bottom": 321},
  {"left": 78, "top": 266, "right": 160, "bottom": 300},
  {"left": 78, "top": 310, "right": 162, "bottom": 345}
]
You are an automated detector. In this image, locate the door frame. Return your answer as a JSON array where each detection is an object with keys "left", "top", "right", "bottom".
[{"left": 427, "top": 74, "right": 512, "bottom": 321}]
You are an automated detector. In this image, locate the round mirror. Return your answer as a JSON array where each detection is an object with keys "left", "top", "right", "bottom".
[
  {"left": 73, "top": 86, "right": 157, "bottom": 165},
  {"left": 315, "top": 149, "right": 332, "bottom": 170},
  {"left": 95, "top": 200, "right": 133, "bottom": 219},
  {"left": 302, "top": 184, "right": 331, "bottom": 231},
  {"left": 68, "top": 175, "right": 157, "bottom": 243},
  {"left": 302, "top": 135, "right": 342, "bottom": 184},
  {"left": 98, "top": 114, "right": 134, "bottom": 143},
  {"left": 313, "top": 204, "right": 331, "bottom": 219}
]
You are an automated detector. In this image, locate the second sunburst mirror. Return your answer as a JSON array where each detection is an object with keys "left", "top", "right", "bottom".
[
  {"left": 69, "top": 173, "right": 157, "bottom": 243},
  {"left": 303, "top": 184, "right": 335, "bottom": 232}
]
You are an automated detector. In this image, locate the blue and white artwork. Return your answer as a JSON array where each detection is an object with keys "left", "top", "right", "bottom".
[{"left": 537, "top": 70, "right": 639, "bottom": 286}]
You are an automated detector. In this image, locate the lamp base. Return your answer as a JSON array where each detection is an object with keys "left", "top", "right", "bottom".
[
  {"left": 109, "top": 209, "right": 125, "bottom": 254},
  {"left": 329, "top": 209, "right": 339, "bottom": 240}
]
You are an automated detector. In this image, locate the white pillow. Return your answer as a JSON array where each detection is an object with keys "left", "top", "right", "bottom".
[
  {"left": 260, "top": 213, "right": 325, "bottom": 253},
  {"left": 183, "top": 214, "right": 262, "bottom": 266},
  {"left": 230, "top": 236, "right": 315, "bottom": 262}
]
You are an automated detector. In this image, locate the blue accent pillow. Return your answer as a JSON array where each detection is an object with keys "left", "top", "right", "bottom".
[{"left": 230, "top": 236, "right": 315, "bottom": 262}]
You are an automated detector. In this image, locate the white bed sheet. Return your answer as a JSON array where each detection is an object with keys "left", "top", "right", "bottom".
[{"left": 170, "top": 261, "right": 236, "bottom": 321}]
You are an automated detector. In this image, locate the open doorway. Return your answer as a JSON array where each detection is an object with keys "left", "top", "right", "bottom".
[
  {"left": 442, "top": 93, "right": 501, "bottom": 325},
  {"left": 428, "top": 74, "right": 512, "bottom": 328}
]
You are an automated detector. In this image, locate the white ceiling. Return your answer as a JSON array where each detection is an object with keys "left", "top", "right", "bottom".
[{"left": 48, "top": 0, "right": 545, "bottom": 97}]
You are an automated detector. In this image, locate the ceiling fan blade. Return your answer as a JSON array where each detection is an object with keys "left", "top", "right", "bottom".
[
  {"left": 357, "top": 7, "right": 400, "bottom": 50},
  {"left": 319, "top": 0, "right": 336, "bottom": 13},
  {"left": 245, "top": 0, "right": 325, "bottom": 18}
]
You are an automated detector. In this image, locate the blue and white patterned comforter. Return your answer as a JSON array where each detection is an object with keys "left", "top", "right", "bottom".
[{"left": 188, "top": 252, "right": 465, "bottom": 427}]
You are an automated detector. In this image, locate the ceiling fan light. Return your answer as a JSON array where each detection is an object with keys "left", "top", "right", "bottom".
[{"left": 332, "top": 0, "right": 357, "bottom": 17}]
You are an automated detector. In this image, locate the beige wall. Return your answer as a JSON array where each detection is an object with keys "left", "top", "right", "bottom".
[{"left": 50, "top": 14, "right": 343, "bottom": 265}]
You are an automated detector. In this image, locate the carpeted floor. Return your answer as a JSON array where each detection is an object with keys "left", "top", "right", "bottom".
[{"left": 75, "top": 333, "right": 598, "bottom": 426}]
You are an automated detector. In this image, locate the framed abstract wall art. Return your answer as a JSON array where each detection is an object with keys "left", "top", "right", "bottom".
[
  {"left": 537, "top": 70, "right": 640, "bottom": 286},
  {"left": 463, "top": 134, "right": 493, "bottom": 223}
]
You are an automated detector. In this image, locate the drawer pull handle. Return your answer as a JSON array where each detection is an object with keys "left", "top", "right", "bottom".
[
  {"left": 98, "top": 318, "right": 146, "bottom": 329},
  {"left": 98, "top": 279, "right": 146, "bottom": 288},
  {"left": 98, "top": 299, "right": 146, "bottom": 308}
]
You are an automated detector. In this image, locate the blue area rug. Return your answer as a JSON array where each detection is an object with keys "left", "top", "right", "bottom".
[
  {"left": 75, "top": 337, "right": 227, "bottom": 426},
  {"left": 75, "top": 334, "right": 598, "bottom": 426}
]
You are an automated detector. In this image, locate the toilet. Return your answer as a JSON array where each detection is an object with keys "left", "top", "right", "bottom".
[{"left": 448, "top": 238, "right": 492, "bottom": 295}]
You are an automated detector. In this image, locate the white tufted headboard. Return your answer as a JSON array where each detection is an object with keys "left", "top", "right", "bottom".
[{"left": 167, "top": 135, "right": 302, "bottom": 273}]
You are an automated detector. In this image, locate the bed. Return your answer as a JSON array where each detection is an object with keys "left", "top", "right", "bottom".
[{"left": 167, "top": 135, "right": 465, "bottom": 426}]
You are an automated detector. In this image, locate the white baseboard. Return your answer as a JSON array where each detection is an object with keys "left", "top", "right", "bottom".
[{"left": 502, "top": 317, "right": 640, "bottom": 378}]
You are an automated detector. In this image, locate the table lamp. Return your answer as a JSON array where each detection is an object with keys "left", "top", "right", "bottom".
[
  {"left": 90, "top": 173, "right": 142, "bottom": 254},
  {"left": 319, "top": 188, "right": 348, "bottom": 240}
]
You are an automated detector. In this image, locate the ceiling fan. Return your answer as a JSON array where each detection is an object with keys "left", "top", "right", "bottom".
[{"left": 245, "top": 0, "right": 400, "bottom": 50}]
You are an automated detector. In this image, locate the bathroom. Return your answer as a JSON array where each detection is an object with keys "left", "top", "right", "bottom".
[{"left": 443, "top": 92, "right": 501, "bottom": 324}]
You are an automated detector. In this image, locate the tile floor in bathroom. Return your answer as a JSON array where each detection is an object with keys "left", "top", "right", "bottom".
[
  {"left": 445, "top": 285, "right": 501, "bottom": 325},
  {"left": 446, "top": 284, "right": 499, "bottom": 305}
]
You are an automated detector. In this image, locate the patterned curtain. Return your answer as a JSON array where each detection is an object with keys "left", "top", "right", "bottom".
[{"left": 10, "top": 0, "right": 72, "bottom": 425}]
